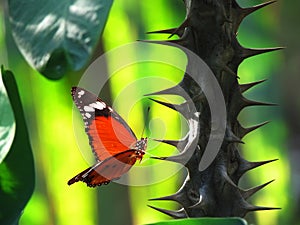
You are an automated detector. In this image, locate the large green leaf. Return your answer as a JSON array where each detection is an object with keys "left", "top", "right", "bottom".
[
  {"left": 8, "top": 0, "right": 113, "bottom": 79},
  {"left": 0, "top": 66, "right": 35, "bottom": 224},
  {"left": 146, "top": 218, "right": 248, "bottom": 225},
  {"left": 0, "top": 70, "right": 15, "bottom": 164}
]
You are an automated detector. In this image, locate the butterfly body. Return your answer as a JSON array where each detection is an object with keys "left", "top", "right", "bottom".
[{"left": 68, "top": 87, "right": 147, "bottom": 187}]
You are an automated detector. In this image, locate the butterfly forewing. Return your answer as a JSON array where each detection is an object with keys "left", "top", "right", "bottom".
[{"left": 71, "top": 87, "right": 137, "bottom": 161}]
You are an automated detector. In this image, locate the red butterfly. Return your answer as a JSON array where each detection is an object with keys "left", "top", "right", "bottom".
[{"left": 68, "top": 87, "right": 148, "bottom": 187}]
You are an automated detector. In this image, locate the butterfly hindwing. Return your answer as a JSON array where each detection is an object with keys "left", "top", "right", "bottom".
[{"left": 68, "top": 149, "right": 145, "bottom": 187}]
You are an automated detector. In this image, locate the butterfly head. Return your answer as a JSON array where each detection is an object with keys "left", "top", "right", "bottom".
[
  {"left": 133, "top": 137, "right": 148, "bottom": 151},
  {"left": 130, "top": 137, "right": 147, "bottom": 162}
]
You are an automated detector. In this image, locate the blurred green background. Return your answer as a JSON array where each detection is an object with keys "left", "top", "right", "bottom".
[{"left": 0, "top": 0, "right": 299, "bottom": 225}]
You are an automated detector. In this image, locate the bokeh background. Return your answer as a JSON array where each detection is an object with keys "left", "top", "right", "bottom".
[{"left": 0, "top": 0, "right": 299, "bottom": 225}]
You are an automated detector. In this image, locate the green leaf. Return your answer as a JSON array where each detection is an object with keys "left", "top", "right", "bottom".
[
  {"left": 8, "top": 0, "right": 113, "bottom": 79},
  {"left": 0, "top": 71, "right": 15, "bottom": 164},
  {"left": 146, "top": 218, "right": 248, "bottom": 225},
  {"left": 0, "top": 66, "right": 35, "bottom": 225}
]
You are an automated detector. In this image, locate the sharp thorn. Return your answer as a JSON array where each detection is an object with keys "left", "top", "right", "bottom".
[
  {"left": 241, "top": 47, "right": 284, "bottom": 60},
  {"left": 150, "top": 156, "right": 168, "bottom": 160},
  {"left": 242, "top": 98, "right": 278, "bottom": 108},
  {"left": 149, "top": 98, "right": 194, "bottom": 119},
  {"left": 233, "top": 1, "right": 277, "bottom": 32},
  {"left": 240, "top": 121, "right": 270, "bottom": 137},
  {"left": 149, "top": 195, "right": 177, "bottom": 202},
  {"left": 149, "top": 175, "right": 190, "bottom": 206},
  {"left": 152, "top": 153, "right": 189, "bottom": 165},
  {"left": 148, "top": 98, "right": 190, "bottom": 114},
  {"left": 146, "top": 28, "right": 179, "bottom": 35},
  {"left": 152, "top": 144, "right": 197, "bottom": 165},
  {"left": 147, "top": 205, "right": 188, "bottom": 218},
  {"left": 138, "top": 39, "right": 186, "bottom": 47},
  {"left": 242, "top": 180, "right": 275, "bottom": 200},
  {"left": 149, "top": 188, "right": 186, "bottom": 204},
  {"left": 242, "top": 1, "right": 277, "bottom": 18},
  {"left": 239, "top": 79, "right": 267, "bottom": 93},
  {"left": 149, "top": 98, "right": 177, "bottom": 110},
  {"left": 168, "top": 18, "right": 189, "bottom": 38},
  {"left": 237, "top": 159, "right": 278, "bottom": 179},
  {"left": 246, "top": 204, "right": 281, "bottom": 212},
  {"left": 151, "top": 136, "right": 188, "bottom": 152},
  {"left": 144, "top": 85, "right": 185, "bottom": 97},
  {"left": 138, "top": 39, "right": 185, "bottom": 45},
  {"left": 151, "top": 139, "right": 181, "bottom": 147},
  {"left": 247, "top": 159, "right": 279, "bottom": 170}
]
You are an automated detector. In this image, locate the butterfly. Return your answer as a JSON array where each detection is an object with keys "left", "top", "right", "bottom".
[{"left": 68, "top": 87, "right": 148, "bottom": 187}]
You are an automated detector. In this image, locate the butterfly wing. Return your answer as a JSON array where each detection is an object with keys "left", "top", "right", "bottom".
[
  {"left": 71, "top": 87, "right": 137, "bottom": 161},
  {"left": 68, "top": 149, "right": 145, "bottom": 187}
]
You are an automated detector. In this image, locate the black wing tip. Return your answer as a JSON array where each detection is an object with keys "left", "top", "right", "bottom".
[
  {"left": 67, "top": 176, "right": 80, "bottom": 186},
  {"left": 68, "top": 167, "right": 91, "bottom": 186},
  {"left": 71, "top": 86, "right": 79, "bottom": 97},
  {"left": 71, "top": 86, "right": 88, "bottom": 94},
  {"left": 67, "top": 180, "right": 74, "bottom": 186},
  {"left": 71, "top": 86, "right": 78, "bottom": 92}
]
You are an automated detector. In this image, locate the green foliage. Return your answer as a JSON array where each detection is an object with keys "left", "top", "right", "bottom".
[
  {"left": 0, "top": 67, "right": 35, "bottom": 225},
  {"left": 0, "top": 69, "right": 15, "bottom": 163},
  {"left": 146, "top": 218, "right": 248, "bottom": 225},
  {"left": 8, "top": 0, "right": 113, "bottom": 79}
]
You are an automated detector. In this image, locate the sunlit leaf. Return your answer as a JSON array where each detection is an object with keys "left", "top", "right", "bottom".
[
  {"left": 0, "top": 66, "right": 35, "bottom": 225},
  {"left": 146, "top": 217, "right": 248, "bottom": 225},
  {"left": 8, "top": 0, "right": 113, "bottom": 79},
  {"left": 0, "top": 72, "right": 15, "bottom": 164}
]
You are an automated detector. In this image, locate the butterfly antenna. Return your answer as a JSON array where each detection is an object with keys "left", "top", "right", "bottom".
[{"left": 141, "top": 106, "right": 150, "bottom": 138}]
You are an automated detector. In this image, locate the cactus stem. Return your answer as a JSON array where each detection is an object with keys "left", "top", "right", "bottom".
[
  {"left": 226, "top": 127, "right": 245, "bottom": 144},
  {"left": 222, "top": 65, "right": 239, "bottom": 78},
  {"left": 222, "top": 169, "right": 238, "bottom": 188}
]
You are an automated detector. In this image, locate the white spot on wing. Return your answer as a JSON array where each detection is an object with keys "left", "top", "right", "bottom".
[
  {"left": 78, "top": 90, "right": 85, "bottom": 98},
  {"left": 84, "top": 106, "right": 95, "bottom": 112},
  {"left": 85, "top": 113, "right": 91, "bottom": 118},
  {"left": 90, "top": 101, "right": 106, "bottom": 110}
]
